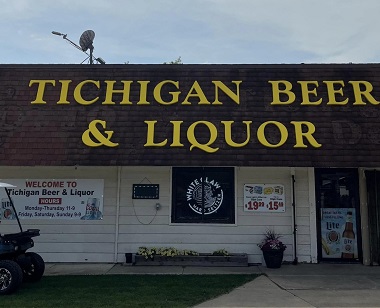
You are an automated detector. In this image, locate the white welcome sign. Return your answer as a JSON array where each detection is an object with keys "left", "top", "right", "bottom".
[{"left": 0, "top": 179, "right": 104, "bottom": 220}]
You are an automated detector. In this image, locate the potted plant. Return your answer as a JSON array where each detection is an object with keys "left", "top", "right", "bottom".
[{"left": 258, "top": 229, "right": 287, "bottom": 268}]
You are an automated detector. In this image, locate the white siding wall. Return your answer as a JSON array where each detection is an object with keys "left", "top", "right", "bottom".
[
  {"left": 236, "top": 167, "right": 312, "bottom": 263},
  {"left": 0, "top": 166, "right": 315, "bottom": 263},
  {"left": 117, "top": 166, "right": 314, "bottom": 264},
  {"left": 295, "top": 168, "right": 315, "bottom": 263}
]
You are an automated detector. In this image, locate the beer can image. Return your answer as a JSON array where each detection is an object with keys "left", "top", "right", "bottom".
[
  {"left": 274, "top": 186, "right": 284, "bottom": 195},
  {"left": 81, "top": 198, "right": 102, "bottom": 220},
  {"left": 3, "top": 209, "right": 14, "bottom": 220},
  {"left": 253, "top": 186, "right": 262, "bottom": 194},
  {"left": 264, "top": 187, "right": 274, "bottom": 195},
  {"left": 86, "top": 198, "right": 99, "bottom": 214},
  {"left": 1, "top": 198, "right": 15, "bottom": 220},
  {"left": 1, "top": 198, "right": 10, "bottom": 209}
]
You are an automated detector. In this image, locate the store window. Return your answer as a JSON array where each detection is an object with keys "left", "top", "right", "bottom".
[
  {"left": 171, "top": 167, "right": 235, "bottom": 224},
  {"left": 315, "top": 168, "right": 361, "bottom": 262}
]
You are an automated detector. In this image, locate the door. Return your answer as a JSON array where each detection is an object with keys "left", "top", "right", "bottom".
[
  {"left": 365, "top": 170, "right": 380, "bottom": 265},
  {"left": 315, "top": 168, "right": 362, "bottom": 262}
]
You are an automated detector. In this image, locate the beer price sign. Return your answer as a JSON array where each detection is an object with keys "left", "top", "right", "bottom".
[
  {"left": 243, "top": 184, "right": 285, "bottom": 212},
  {"left": 0, "top": 179, "right": 104, "bottom": 220}
]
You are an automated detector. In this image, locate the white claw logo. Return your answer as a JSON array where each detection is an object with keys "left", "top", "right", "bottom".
[{"left": 186, "top": 177, "right": 223, "bottom": 214}]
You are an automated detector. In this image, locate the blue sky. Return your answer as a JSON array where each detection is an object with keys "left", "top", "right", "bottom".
[{"left": 1, "top": 0, "right": 379, "bottom": 64}]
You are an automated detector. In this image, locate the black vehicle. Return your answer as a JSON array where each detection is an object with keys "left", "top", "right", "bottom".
[{"left": 0, "top": 183, "right": 45, "bottom": 295}]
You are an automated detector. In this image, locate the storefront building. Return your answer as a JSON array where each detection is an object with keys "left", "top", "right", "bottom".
[{"left": 0, "top": 64, "right": 379, "bottom": 265}]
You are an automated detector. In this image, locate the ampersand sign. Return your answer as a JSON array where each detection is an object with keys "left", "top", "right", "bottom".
[{"left": 82, "top": 120, "right": 119, "bottom": 147}]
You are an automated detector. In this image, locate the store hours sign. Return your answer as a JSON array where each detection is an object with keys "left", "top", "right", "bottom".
[
  {"left": 0, "top": 179, "right": 104, "bottom": 220},
  {"left": 244, "top": 184, "right": 285, "bottom": 212}
]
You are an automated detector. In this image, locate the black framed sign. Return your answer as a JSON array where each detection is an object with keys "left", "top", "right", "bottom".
[
  {"left": 132, "top": 184, "right": 160, "bottom": 199},
  {"left": 171, "top": 167, "right": 235, "bottom": 224}
]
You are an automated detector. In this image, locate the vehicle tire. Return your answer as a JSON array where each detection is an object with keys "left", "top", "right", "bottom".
[
  {"left": 0, "top": 260, "right": 23, "bottom": 295},
  {"left": 22, "top": 252, "right": 45, "bottom": 282}
]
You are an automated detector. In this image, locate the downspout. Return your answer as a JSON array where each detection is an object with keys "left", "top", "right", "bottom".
[
  {"left": 114, "top": 166, "right": 122, "bottom": 263},
  {"left": 291, "top": 167, "right": 298, "bottom": 265}
]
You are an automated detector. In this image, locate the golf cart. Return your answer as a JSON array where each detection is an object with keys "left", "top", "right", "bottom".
[{"left": 0, "top": 183, "right": 45, "bottom": 295}]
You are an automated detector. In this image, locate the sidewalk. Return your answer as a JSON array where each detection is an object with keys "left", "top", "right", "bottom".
[
  {"left": 44, "top": 263, "right": 380, "bottom": 307},
  {"left": 197, "top": 264, "right": 380, "bottom": 308}
]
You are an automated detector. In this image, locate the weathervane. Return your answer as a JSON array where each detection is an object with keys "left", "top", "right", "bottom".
[{"left": 52, "top": 30, "right": 106, "bottom": 64}]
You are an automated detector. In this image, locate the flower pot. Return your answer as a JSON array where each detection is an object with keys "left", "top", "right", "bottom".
[{"left": 262, "top": 250, "right": 284, "bottom": 268}]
